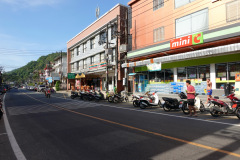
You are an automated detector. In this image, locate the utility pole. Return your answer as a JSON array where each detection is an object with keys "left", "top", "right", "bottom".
[
  {"left": 106, "top": 24, "right": 109, "bottom": 92},
  {"left": 124, "top": 10, "right": 128, "bottom": 93},
  {"left": 115, "top": 15, "right": 119, "bottom": 91}
]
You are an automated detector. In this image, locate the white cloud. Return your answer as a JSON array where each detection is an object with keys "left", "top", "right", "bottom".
[{"left": 0, "top": 0, "right": 61, "bottom": 7}]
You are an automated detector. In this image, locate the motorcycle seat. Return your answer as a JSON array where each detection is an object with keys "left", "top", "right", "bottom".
[
  {"left": 162, "top": 97, "right": 178, "bottom": 102},
  {"left": 214, "top": 96, "right": 219, "bottom": 99}
]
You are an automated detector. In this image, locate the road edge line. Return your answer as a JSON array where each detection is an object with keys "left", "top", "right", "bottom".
[{"left": 3, "top": 94, "right": 27, "bottom": 160}]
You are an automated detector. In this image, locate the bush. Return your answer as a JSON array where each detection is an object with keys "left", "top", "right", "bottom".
[{"left": 55, "top": 81, "right": 60, "bottom": 91}]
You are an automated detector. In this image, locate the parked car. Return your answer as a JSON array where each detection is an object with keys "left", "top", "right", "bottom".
[
  {"left": 37, "top": 85, "right": 46, "bottom": 92},
  {"left": 29, "top": 86, "right": 35, "bottom": 91}
]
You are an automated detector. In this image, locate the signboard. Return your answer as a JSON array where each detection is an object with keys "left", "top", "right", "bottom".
[
  {"left": 170, "top": 32, "right": 203, "bottom": 49},
  {"left": 89, "top": 61, "right": 107, "bottom": 69},
  {"left": 236, "top": 73, "right": 240, "bottom": 82},
  {"left": 75, "top": 73, "right": 85, "bottom": 79},
  {"left": 48, "top": 77, "right": 53, "bottom": 83},
  {"left": 53, "top": 77, "right": 60, "bottom": 81},
  {"left": 147, "top": 63, "right": 161, "bottom": 72},
  {"left": 68, "top": 73, "right": 75, "bottom": 79}
]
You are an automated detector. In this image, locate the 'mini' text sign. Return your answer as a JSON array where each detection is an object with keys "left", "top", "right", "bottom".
[{"left": 170, "top": 32, "right": 203, "bottom": 50}]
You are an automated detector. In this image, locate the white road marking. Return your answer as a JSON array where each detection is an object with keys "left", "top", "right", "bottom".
[
  {"left": 3, "top": 94, "right": 27, "bottom": 160},
  {"left": 0, "top": 133, "right": 7, "bottom": 136},
  {"left": 52, "top": 95, "right": 240, "bottom": 127}
]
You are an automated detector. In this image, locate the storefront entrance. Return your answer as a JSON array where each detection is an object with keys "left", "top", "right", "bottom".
[{"left": 135, "top": 73, "right": 148, "bottom": 93}]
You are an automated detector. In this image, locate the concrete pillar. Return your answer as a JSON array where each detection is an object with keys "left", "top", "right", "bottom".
[
  {"left": 173, "top": 68, "right": 177, "bottom": 82},
  {"left": 210, "top": 63, "right": 216, "bottom": 89}
]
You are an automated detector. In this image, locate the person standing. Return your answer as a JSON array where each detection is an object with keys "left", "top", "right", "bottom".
[
  {"left": 186, "top": 80, "right": 196, "bottom": 116},
  {"left": 206, "top": 78, "right": 212, "bottom": 104}
]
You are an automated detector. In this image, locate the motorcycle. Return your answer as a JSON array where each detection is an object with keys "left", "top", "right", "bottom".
[
  {"left": 139, "top": 91, "right": 161, "bottom": 109},
  {"left": 181, "top": 93, "right": 205, "bottom": 114},
  {"left": 113, "top": 91, "right": 129, "bottom": 103},
  {"left": 162, "top": 92, "right": 188, "bottom": 112},
  {"left": 208, "top": 93, "right": 240, "bottom": 119},
  {"left": 132, "top": 91, "right": 151, "bottom": 107},
  {"left": 45, "top": 89, "right": 51, "bottom": 98},
  {"left": 70, "top": 91, "right": 79, "bottom": 99}
]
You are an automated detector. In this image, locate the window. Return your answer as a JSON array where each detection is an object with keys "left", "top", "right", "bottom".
[
  {"left": 71, "top": 50, "right": 74, "bottom": 58},
  {"left": 83, "top": 59, "right": 87, "bottom": 69},
  {"left": 226, "top": 0, "right": 240, "bottom": 22},
  {"left": 177, "top": 67, "right": 187, "bottom": 82},
  {"left": 77, "top": 46, "right": 80, "bottom": 56},
  {"left": 71, "top": 64, "right": 74, "bottom": 72},
  {"left": 153, "top": 0, "right": 164, "bottom": 11},
  {"left": 153, "top": 26, "right": 164, "bottom": 43},
  {"left": 111, "top": 24, "right": 117, "bottom": 39},
  {"left": 100, "top": 52, "right": 105, "bottom": 62},
  {"left": 229, "top": 62, "right": 240, "bottom": 80},
  {"left": 90, "top": 56, "right": 95, "bottom": 64},
  {"left": 90, "top": 38, "right": 95, "bottom": 49},
  {"left": 175, "top": 8, "right": 208, "bottom": 37},
  {"left": 175, "top": 0, "right": 196, "bottom": 8},
  {"left": 83, "top": 42, "right": 87, "bottom": 53},
  {"left": 76, "top": 61, "right": 80, "bottom": 70},
  {"left": 99, "top": 32, "right": 106, "bottom": 45}
]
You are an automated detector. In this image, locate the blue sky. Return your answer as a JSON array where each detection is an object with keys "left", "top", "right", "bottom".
[{"left": 0, "top": 0, "right": 130, "bottom": 71}]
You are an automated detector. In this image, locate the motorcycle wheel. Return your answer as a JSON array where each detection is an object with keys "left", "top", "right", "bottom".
[
  {"left": 158, "top": 101, "right": 162, "bottom": 108},
  {"left": 83, "top": 96, "right": 88, "bottom": 101},
  {"left": 199, "top": 102, "right": 205, "bottom": 112},
  {"left": 182, "top": 103, "right": 189, "bottom": 115},
  {"left": 70, "top": 95, "right": 75, "bottom": 99},
  {"left": 235, "top": 107, "right": 240, "bottom": 119},
  {"left": 133, "top": 100, "right": 139, "bottom": 107},
  {"left": 125, "top": 97, "right": 129, "bottom": 102},
  {"left": 163, "top": 104, "right": 171, "bottom": 112},
  {"left": 108, "top": 96, "right": 113, "bottom": 103},
  {"left": 139, "top": 101, "right": 147, "bottom": 109},
  {"left": 210, "top": 110, "right": 220, "bottom": 117},
  {"left": 113, "top": 97, "right": 118, "bottom": 103}
]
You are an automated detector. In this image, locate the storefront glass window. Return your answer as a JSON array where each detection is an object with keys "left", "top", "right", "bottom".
[
  {"left": 165, "top": 69, "right": 174, "bottom": 82},
  {"left": 187, "top": 66, "right": 197, "bottom": 79},
  {"left": 149, "top": 72, "right": 155, "bottom": 81},
  {"left": 198, "top": 65, "right": 210, "bottom": 81},
  {"left": 177, "top": 67, "right": 186, "bottom": 82},
  {"left": 156, "top": 70, "right": 164, "bottom": 82},
  {"left": 229, "top": 62, "right": 240, "bottom": 80},
  {"left": 216, "top": 63, "right": 227, "bottom": 80}
]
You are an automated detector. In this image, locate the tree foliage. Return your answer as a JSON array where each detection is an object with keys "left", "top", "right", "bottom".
[
  {"left": 55, "top": 81, "right": 60, "bottom": 91},
  {"left": 4, "top": 52, "right": 67, "bottom": 84}
]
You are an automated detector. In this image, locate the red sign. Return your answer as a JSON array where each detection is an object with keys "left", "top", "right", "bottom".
[{"left": 170, "top": 32, "right": 203, "bottom": 50}]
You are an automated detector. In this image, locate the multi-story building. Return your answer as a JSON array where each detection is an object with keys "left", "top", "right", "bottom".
[
  {"left": 124, "top": 0, "right": 240, "bottom": 95},
  {"left": 51, "top": 54, "right": 67, "bottom": 84},
  {"left": 67, "top": 4, "right": 129, "bottom": 92}
]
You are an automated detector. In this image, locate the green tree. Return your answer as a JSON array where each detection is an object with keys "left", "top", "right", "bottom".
[{"left": 55, "top": 81, "right": 60, "bottom": 91}]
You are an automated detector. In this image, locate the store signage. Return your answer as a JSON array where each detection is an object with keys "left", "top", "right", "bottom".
[
  {"left": 89, "top": 61, "right": 107, "bottom": 69},
  {"left": 68, "top": 73, "right": 75, "bottom": 79},
  {"left": 170, "top": 32, "right": 203, "bottom": 49},
  {"left": 75, "top": 73, "right": 85, "bottom": 79},
  {"left": 48, "top": 77, "right": 53, "bottom": 83},
  {"left": 147, "top": 63, "right": 162, "bottom": 72},
  {"left": 236, "top": 73, "right": 240, "bottom": 82},
  {"left": 53, "top": 77, "right": 60, "bottom": 81}
]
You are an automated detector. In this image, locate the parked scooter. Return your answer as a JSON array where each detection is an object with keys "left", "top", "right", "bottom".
[
  {"left": 45, "top": 89, "right": 51, "bottom": 98},
  {"left": 139, "top": 91, "right": 161, "bottom": 109},
  {"left": 181, "top": 93, "right": 205, "bottom": 114},
  {"left": 208, "top": 93, "right": 240, "bottom": 119},
  {"left": 113, "top": 91, "right": 129, "bottom": 103},
  {"left": 70, "top": 91, "right": 79, "bottom": 99},
  {"left": 162, "top": 92, "right": 187, "bottom": 112},
  {"left": 132, "top": 91, "right": 150, "bottom": 107}
]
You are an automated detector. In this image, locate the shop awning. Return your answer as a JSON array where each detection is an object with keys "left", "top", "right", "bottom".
[
  {"left": 129, "top": 73, "right": 136, "bottom": 76},
  {"left": 121, "top": 42, "right": 240, "bottom": 68}
]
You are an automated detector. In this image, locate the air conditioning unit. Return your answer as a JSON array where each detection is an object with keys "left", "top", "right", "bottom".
[{"left": 119, "top": 44, "right": 127, "bottom": 53}]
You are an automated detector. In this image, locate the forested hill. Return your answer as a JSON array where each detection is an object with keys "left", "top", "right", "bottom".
[{"left": 4, "top": 52, "right": 67, "bottom": 84}]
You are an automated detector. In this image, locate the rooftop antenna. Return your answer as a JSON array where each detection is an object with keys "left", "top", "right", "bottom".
[{"left": 96, "top": 5, "right": 100, "bottom": 19}]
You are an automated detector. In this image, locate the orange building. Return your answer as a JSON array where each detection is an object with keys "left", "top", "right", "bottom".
[{"left": 124, "top": 0, "right": 240, "bottom": 95}]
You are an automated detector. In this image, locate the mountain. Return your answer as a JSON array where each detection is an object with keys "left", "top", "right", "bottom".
[{"left": 4, "top": 52, "right": 67, "bottom": 85}]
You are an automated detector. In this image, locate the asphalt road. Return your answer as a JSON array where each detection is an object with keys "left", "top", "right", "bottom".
[{"left": 1, "top": 88, "right": 240, "bottom": 160}]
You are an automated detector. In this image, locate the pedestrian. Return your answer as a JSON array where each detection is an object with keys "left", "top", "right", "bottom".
[
  {"left": 205, "top": 78, "right": 212, "bottom": 104},
  {"left": 186, "top": 80, "right": 197, "bottom": 117}
]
